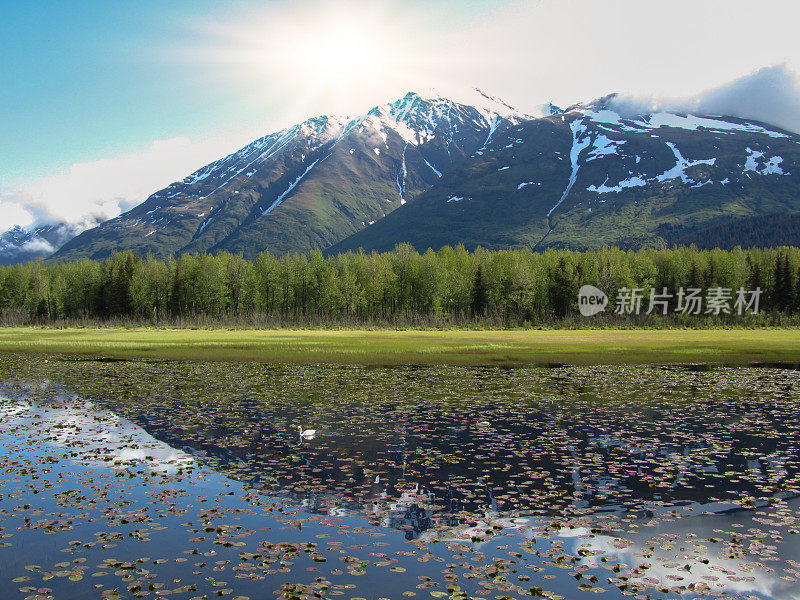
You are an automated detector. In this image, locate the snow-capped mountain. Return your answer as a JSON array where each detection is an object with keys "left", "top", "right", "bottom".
[
  {"left": 8, "top": 88, "right": 799, "bottom": 266},
  {"left": 51, "top": 90, "right": 529, "bottom": 262},
  {"left": 331, "top": 96, "right": 800, "bottom": 253},
  {"left": 0, "top": 222, "right": 94, "bottom": 266}
]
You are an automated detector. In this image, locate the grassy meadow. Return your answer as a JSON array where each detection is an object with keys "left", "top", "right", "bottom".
[{"left": 0, "top": 327, "right": 798, "bottom": 366}]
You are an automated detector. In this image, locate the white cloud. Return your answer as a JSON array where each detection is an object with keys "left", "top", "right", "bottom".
[
  {"left": 691, "top": 65, "right": 800, "bottom": 133},
  {"left": 446, "top": 0, "right": 800, "bottom": 114},
  {"left": 0, "top": 133, "right": 256, "bottom": 232},
  {"left": 13, "top": 236, "right": 56, "bottom": 256},
  {"left": 609, "top": 65, "right": 800, "bottom": 134},
  {"left": 0, "top": 201, "right": 36, "bottom": 231}
]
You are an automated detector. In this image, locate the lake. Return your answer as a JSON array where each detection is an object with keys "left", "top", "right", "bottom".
[{"left": 0, "top": 356, "right": 798, "bottom": 600}]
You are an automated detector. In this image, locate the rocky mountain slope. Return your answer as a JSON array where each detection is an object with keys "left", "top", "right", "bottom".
[
  {"left": 49, "top": 91, "right": 531, "bottom": 262},
  {"left": 331, "top": 97, "right": 800, "bottom": 253}
]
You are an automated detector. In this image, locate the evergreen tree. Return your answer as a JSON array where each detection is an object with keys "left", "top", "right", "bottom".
[
  {"left": 548, "top": 257, "right": 576, "bottom": 318},
  {"left": 795, "top": 266, "right": 800, "bottom": 315},
  {"left": 771, "top": 251, "right": 792, "bottom": 311},
  {"left": 687, "top": 260, "right": 701, "bottom": 289},
  {"left": 471, "top": 264, "right": 488, "bottom": 317},
  {"left": 746, "top": 256, "right": 762, "bottom": 295},
  {"left": 103, "top": 251, "right": 139, "bottom": 317}
]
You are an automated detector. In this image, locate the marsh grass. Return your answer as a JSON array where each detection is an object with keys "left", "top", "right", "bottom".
[{"left": 0, "top": 327, "right": 799, "bottom": 365}]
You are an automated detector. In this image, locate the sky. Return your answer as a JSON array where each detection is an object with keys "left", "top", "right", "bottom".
[{"left": 2, "top": 0, "right": 800, "bottom": 231}]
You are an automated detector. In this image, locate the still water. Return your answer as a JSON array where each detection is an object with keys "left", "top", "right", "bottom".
[{"left": 0, "top": 356, "right": 798, "bottom": 600}]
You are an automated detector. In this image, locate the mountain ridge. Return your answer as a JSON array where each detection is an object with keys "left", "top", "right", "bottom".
[
  {"left": 3, "top": 88, "right": 800, "bottom": 265},
  {"left": 330, "top": 104, "right": 800, "bottom": 253},
  {"left": 49, "top": 90, "right": 528, "bottom": 262}
]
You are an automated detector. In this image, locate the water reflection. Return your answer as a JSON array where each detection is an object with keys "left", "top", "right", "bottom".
[
  {"left": 558, "top": 504, "right": 800, "bottom": 599},
  {"left": 0, "top": 360, "right": 799, "bottom": 600},
  {"left": 0, "top": 394, "right": 193, "bottom": 473}
]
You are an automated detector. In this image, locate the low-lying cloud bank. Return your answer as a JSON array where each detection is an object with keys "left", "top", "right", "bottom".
[
  {"left": 610, "top": 65, "right": 800, "bottom": 134},
  {"left": 0, "top": 134, "right": 250, "bottom": 232}
]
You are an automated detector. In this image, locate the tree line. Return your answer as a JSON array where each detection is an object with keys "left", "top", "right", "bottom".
[
  {"left": 660, "top": 213, "right": 800, "bottom": 251},
  {"left": 1, "top": 244, "right": 799, "bottom": 327}
]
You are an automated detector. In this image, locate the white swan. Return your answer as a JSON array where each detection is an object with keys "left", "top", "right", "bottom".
[{"left": 298, "top": 426, "right": 317, "bottom": 440}]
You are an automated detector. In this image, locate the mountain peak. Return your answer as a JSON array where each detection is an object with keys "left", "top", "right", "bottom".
[
  {"left": 365, "top": 88, "right": 531, "bottom": 124},
  {"left": 49, "top": 87, "right": 532, "bottom": 262},
  {"left": 297, "top": 114, "right": 354, "bottom": 139},
  {"left": 564, "top": 93, "right": 621, "bottom": 115}
]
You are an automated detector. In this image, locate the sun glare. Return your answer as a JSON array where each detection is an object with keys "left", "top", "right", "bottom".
[
  {"left": 285, "top": 20, "right": 383, "bottom": 87},
  {"left": 198, "top": 0, "right": 463, "bottom": 118}
]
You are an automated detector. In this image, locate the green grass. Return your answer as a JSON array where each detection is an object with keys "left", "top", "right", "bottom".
[{"left": 0, "top": 327, "right": 798, "bottom": 366}]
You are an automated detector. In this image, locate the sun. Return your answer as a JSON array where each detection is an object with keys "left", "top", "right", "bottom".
[
  {"left": 196, "top": 0, "right": 461, "bottom": 118},
  {"left": 285, "top": 19, "right": 384, "bottom": 88},
  {"left": 246, "top": 2, "right": 418, "bottom": 114}
]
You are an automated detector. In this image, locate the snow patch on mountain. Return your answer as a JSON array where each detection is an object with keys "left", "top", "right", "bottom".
[
  {"left": 196, "top": 126, "right": 301, "bottom": 200},
  {"left": 577, "top": 103, "right": 790, "bottom": 139},
  {"left": 518, "top": 181, "right": 541, "bottom": 189},
  {"left": 484, "top": 115, "right": 504, "bottom": 147},
  {"left": 380, "top": 90, "right": 529, "bottom": 152},
  {"left": 424, "top": 158, "right": 442, "bottom": 178},
  {"left": 180, "top": 115, "right": 360, "bottom": 207},
  {"left": 423, "top": 87, "right": 532, "bottom": 122},
  {"left": 609, "top": 65, "right": 800, "bottom": 136},
  {"left": 184, "top": 164, "right": 216, "bottom": 186},
  {"left": 745, "top": 148, "right": 764, "bottom": 172},
  {"left": 548, "top": 119, "right": 591, "bottom": 217},
  {"left": 656, "top": 142, "right": 716, "bottom": 184},
  {"left": 586, "top": 134, "right": 624, "bottom": 161},
  {"left": 396, "top": 144, "right": 408, "bottom": 202},
  {"left": 588, "top": 140, "right": 723, "bottom": 194},
  {"left": 587, "top": 176, "right": 648, "bottom": 195},
  {"left": 763, "top": 156, "right": 786, "bottom": 175},
  {"left": 744, "top": 148, "right": 788, "bottom": 176},
  {"left": 584, "top": 109, "right": 623, "bottom": 126},
  {"left": 641, "top": 113, "right": 788, "bottom": 138},
  {"left": 262, "top": 159, "right": 320, "bottom": 216}
]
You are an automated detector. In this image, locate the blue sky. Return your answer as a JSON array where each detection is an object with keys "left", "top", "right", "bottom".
[
  {"left": 0, "top": 0, "right": 491, "bottom": 186},
  {"left": 2, "top": 0, "right": 800, "bottom": 230},
  {"left": 1, "top": 1, "right": 266, "bottom": 184}
]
